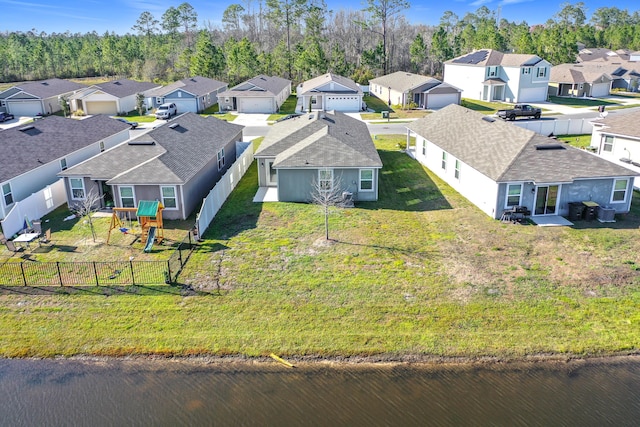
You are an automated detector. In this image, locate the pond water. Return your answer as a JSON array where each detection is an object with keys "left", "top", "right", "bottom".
[{"left": 1, "top": 358, "right": 639, "bottom": 426}]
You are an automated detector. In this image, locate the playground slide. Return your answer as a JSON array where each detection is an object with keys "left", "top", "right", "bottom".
[{"left": 143, "top": 227, "right": 157, "bottom": 253}]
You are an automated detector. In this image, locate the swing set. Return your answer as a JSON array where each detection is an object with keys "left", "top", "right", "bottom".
[{"left": 107, "top": 201, "right": 164, "bottom": 251}]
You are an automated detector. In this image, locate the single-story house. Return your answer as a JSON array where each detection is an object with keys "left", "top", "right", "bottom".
[
  {"left": 0, "top": 78, "right": 86, "bottom": 116},
  {"left": 254, "top": 111, "right": 382, "bottom": 202},
  {"left": 369, "top": 71, "right": 462, "bottom": 109},
  {"left": 590, "top": 110, "right": 640, "bottom": 188},
  {"left": 444, "top": 50, "right": 551, "bottom": 103},
  {"left": 406, "top": 104, "right": 638, "bottom": 220},
  {"left": 548, "top": 63, "right": 613, "bottom": 97},
  {"left": 59, "top": 112, "right": 244, "bottom": 220},
  {"left": 217, "top": 75, "right": 291, "bottom": 113},
  {"left": 296, "top": 73, "right": 364, "bottom": 112},
  {"left": 0, "top": 115, "right": 131, "bottom": 220},
  {"left": 69, "top": 79, "right": 160, "bottom": 115},
  {"left": 145, "top": 76, "right": 228, "bottom": 113}
]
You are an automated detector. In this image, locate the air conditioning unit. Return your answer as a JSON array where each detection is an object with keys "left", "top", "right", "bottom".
[{"left": 597, "top": 206, "right": 616, "bottom": 222}]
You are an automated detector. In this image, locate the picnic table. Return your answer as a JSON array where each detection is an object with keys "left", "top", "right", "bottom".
[{"left": 13, "top": 232, "right": 40, "bottom": 249}]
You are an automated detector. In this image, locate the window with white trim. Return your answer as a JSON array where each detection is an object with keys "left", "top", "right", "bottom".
[
  {"left": 536, "top": 67, "right": 547, "bottom": 78},
  {"left": 522, "top": 67, "right": 531, "bottom": 75},
  {"left": 60, "top": 158, "right": 67, "bottom": 171},
  {"left": 487, "top": 66, "right": 498, "bottom": 77},
  {"left": 178, "top": 91, "right": 182, "bottom": 97},
  {"left": 506, "top": 184, "right": 522, "bottom": 207},
  {"left": 422, "top": 139, "right": 426, "bottom": 156},
  {"left": 119, "top": 186, "right": 135, "bottom": 208},
  {"left": 70, "top": 178, "right": 85, "bottom": 200},
  {"left": 217, "top": 148, "right": 225, "bottom": 170},
  {"left": 441, "top": 151, "right": 447, "bottom": 170},
  {"left": 161, "top": 186, "right": 177, "bottom": 209},
  {"left": 100, "top": 141, "right": 105, "bottom": 152},
  {"left": 319, "top": 169, "right": 333, "bottom": 191},
  {"left": 2, "top": 183, "right": 13, "bottom": 206},
  {"left": 359, "top": 169, "right": 374, "bottom": 191},
  {"left": 156, "top": 97, "right": 164, "bottom": 104},
  {"left": 454, "top": 160, "right": 461, "bottom": 180},
  {"left": 602, "top": 135, "right": 614, "bottom": 152},
  {"left": 611, "top": 178, "right": 628, "bottom": 203}
]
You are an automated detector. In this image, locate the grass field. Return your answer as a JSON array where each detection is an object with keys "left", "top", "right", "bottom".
[
  {"left": 268, "top": 96, "right": 298, "bottom": 121},
  {"left": 1, "top": 135, "right": 639, "bottom": 359}
]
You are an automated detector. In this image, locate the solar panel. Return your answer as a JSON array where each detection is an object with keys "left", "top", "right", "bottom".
[
  {"left": 452, "top": 50, "right": 489, "bottom": 64},
  {"left": 522, "top": 57, "right": 542, "bottom": 67}
]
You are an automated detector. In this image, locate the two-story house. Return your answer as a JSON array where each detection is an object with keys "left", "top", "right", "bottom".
[{"left": 444, "top": 49, "right": 551, "bottom": 103}]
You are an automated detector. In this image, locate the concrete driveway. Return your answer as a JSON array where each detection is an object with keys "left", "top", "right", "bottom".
[{"left": 0, "top": 115, "right": 38, "bottom": 130}]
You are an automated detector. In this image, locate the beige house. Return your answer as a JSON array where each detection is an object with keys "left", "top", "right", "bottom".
[{"left": 369, "top": 71, "right": 462, "bottom": 109}]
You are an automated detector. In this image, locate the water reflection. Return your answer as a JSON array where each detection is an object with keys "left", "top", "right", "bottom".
[{"left": 0, "top": 358, "right": 639, "bottom": 426}]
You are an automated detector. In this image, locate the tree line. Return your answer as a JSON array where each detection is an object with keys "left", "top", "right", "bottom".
[{"left": 1, "top": 1, "right": 639, "bottom": 86}]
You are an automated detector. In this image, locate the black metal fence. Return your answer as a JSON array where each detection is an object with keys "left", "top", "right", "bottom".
[{"left": 0, "top": 233, "right": 195, "bottom": 287}]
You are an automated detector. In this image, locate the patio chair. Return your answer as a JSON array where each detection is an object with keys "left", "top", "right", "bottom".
[{"left": 40, "top": 229, "right": 52, "bottom": 245}]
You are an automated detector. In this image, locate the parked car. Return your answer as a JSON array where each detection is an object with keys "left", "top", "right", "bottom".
[
  {"left": 0, "top": 112, "right": 15, "bottom": 122},
  {"left": 115, "top": 118, "right": 138, "bottom": 129},
  {"left": 496, "top": 104, "right": 541, "bottom": 121},
  {"left": 155, "top": 103, "right": 177, "bottom": 120}
]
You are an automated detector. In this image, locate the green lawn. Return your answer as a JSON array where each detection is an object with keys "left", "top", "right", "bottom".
[
  {"left": 556, "top": 134, "right": 592, "bottom": 149},
  {"left": 460, "top": 98, "right": 514, "bottom": 114},
  {"left": 548, "top": 96, "right": 619, "bottom": 108},
  {"left": 1, "top": 135, "right": 639, "bottom": 359},
  {"left": 268, "top": 95, "right": 298, "bottom": 121}
]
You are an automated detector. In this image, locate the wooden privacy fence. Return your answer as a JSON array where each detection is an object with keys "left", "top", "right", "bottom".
[{"left": 0, "top": 233, "right": 195, "bottom": 287}]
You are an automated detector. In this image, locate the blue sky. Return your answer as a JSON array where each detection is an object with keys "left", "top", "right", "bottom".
[{"left": 0, "top": 0, "right": 638, "bottom": 35}]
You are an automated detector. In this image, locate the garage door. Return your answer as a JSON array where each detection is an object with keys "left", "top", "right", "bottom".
[
  {"left": 239, "top": 97, "right": 273, "bottom": 113},
  {"left": 426, "top": 93, "right": 459, "bottom": 109},
  {"left": 172, "top": 99, "right": 197, "bottom": 113},
  {"left": 517, "top": 87, "right": 547, "bottom": 103},
  {"left": 7, "top": 100, "right": 42, "bottom": 117},
  {"left": 325, "top": 96, "right": 361, "bottom": 112},
  {"left": 86, "top": 101, "right": 118, "bottom": 115},
  {"left": 591, "top": 83, "right": 611, "bottom": 98}
]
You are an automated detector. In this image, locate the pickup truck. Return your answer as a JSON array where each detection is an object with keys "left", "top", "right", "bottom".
[{"left": 496, "top": 104, "right": 541, "bottom": 121}]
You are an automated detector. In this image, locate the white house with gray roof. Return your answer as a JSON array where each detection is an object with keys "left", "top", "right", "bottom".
[
  {"left": 59, "top": 113, "right": 244, "bottom": 220},
  {"left": 255, "top": 111, "right": 382, "bottom": 202},
  {"left": 217, "top": 75, "right": 291, "bottom": 113},
  {"left": 444, "top": 50, "right": 551, "bottom": 103},
  {"left": 369, "top": 71, "right": 462, "bottom": 109},
  {"left": 296, "top": 73, "right": 364, "bottom": 112},
  {"left": 590, "top": 110, "right": 640, "bottom": 188},
  {"left": 407, "top": 104, "right": 637, "bottom": 221},
  {"left": 0, "top": 78, "right": 86, "bottom": 117},
  {"left": 0, "top": 115, "right": 130, "bottom": 221},
  {"left": 145, "top": 76, "right": 228, "bottom": 113},
  {"left": 69, "top": 79, "right": 160, "bottom": 115}
]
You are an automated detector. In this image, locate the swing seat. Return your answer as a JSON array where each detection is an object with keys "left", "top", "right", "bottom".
[{"left": 119, "top": 227, "right": 129, "bottom": 234}]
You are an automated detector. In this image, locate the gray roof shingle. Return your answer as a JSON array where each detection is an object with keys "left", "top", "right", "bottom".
[
  {"left": 62, "top": 113, "right": 244, "bottom": 186},
  {"left": 218, "top": 75, "right": 291, "bottom": 98},
  {"left": 446, "top": 49, "right": 545, "bottom": 67},
  {"left": 407, "top": 104, "right": 637, "bottom": 184},
  {"left": 298, "top": 73, "right": 362, "bottom": 95},
  {"left": 91, "top": 79, "right": 159, "bottom": 98},
  {"left": 591, "top": 110, "right": 640, "bottom": 140},
  {"left": 0, "top": 78, "right": 86, "bottom": 99},
  {"left": 256, "top": 112, "right": 382, "bottom": 168},
  {"left": 1, "top": 115, "right": 130, "bottom": 182},
  {"left": 146, "top": 76, "right": 228, "bottom": 97}
]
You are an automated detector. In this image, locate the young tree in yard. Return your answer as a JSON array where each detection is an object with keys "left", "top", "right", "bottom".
[
  {"left": 72, "top": 189, "right": 103, "bottom": 243},
  {"left": 311, "top": 171, "right": 347, "bottom": 241},
  {"left": 136, "top": 93, "right": 146, "bottom": 115},
  {"left": 59, "top": 95, "right": 70, "bottom": 117},
  {"left": 360, "top": 0, "right": 410, "bottom": 75}
]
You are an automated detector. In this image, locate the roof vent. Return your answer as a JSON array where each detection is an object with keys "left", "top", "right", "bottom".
[
  {"left": 19, "top": 125, "right": 35, "bottom": 131},
  {"left": 168, "top": 123, "right": 179, "bottom": 129},
  {"left": 128, "top": 139, "right": 155, "bottom": 145},
  {"left": 41, "top": 82, "right": 49, "bottom": 86},
  {"left": 482, "top": 116, "right": 495, "bottom": 123},
  {"left": 113, "top": 81, "right": 121, "bottom": 85},
  {"left": 535, "top": 144, "right": 565, "bottom": 150}
]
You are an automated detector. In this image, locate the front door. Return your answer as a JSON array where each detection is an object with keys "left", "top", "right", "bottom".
[
  {"left": 265, "top": 160, "right": 277, "bottom": 186},
  {"left": 534, "top": 185, "right": 559, "bottom": 215},
  {"left": 100, "top": 181, "right": 114, "bottom": 208}
]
